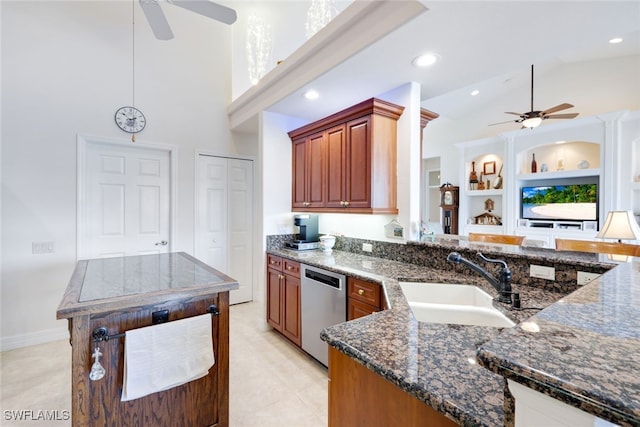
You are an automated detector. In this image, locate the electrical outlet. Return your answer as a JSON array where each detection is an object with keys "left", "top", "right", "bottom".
[
  {"left": 362, "top": 243, "right": 373, "bottom": 253},
  {"left": 32, "top": 241, "right": 55, "bottom": 254},
  {"left": 530, "top": 264, "right": 555, "bottom": 280},
  {"left": 577, "top": 271, "right": 601, "bottom": 285}
]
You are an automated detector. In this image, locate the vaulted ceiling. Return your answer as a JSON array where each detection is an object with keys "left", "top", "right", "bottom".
[{"left": 264, "top": 1, "right": 640, "bottom": 136}]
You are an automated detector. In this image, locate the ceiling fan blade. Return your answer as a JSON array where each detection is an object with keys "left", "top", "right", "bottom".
[
  {"left": 541, "top": 103, "right": 574, "bottom": 115},
  {"left": 169, "top": 0, "right": 237, "bottom": 24},
  {"left": 544, "top": 113, "right": 579, "bottom": 120},
  {"left": 505, "top": 112, "right": 524, "bottom": 116},
  {"left": 139, "top": 0, "right": 174, "bottom": 40},
  {"left": 489, "top": 120, "right": 518, "bottom": 126}
]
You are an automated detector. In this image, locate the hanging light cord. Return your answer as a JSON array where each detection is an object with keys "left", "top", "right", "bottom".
[
  {"left": 131, "top": 0, "right": 136, "bottom": 142},
  {"left": 132, "top": 0, "right": 136, "bottom": 109}
]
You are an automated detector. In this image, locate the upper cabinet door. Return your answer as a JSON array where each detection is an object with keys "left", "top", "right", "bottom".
[
  {"left": 292, "top": 132, "right": 327, "bottom": 209},
  {"left": 292, "top": 138, "right": 308, "bottom": 209},
  {"left": 326, "top": 124, "right": 346, "bottom": 208},
  {"left": 345, "top": 117, "right": 371, "bottom": 209},
  {"left": 306, "top": 132, "right": 326, "bottom": 208}
]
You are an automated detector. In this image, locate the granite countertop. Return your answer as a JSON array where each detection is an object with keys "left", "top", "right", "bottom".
[
  {"left": 477, "top": 261, "right": 640, "bottom": 426},
  {"left": 57, "top": 252, "right": 239, "bottom": 318},
  {"left": 267, "top": 247, "right": 567, "bottom": 426}
]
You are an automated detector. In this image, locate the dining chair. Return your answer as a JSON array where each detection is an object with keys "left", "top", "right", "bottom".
[
  {"left": 468, "top": 233, "right": 525, "bottom": 245},
  {"left": 555, "top": 238, "right": 640, "bottom": 256}
]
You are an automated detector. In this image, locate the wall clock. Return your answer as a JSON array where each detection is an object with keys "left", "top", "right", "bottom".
[{"left": 114, "top": 106, "right": 146, "bottom": 134}]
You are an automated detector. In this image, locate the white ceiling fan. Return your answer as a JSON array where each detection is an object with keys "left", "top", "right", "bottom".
[{"left": 139, "top": 0, "right": 237, "bottom": 40}]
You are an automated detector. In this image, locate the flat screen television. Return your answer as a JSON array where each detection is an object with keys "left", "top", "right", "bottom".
[{"left": 521, "top": 184, "right": 598, "bottom": 221}]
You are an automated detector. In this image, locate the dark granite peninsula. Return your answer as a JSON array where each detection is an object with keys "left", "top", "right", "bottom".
[
  {"left": 478, "top": 260, "right": 640, "bottom": 426},
  {"left": 266, "top": 235, "right": 638, "bottom": 426},
  {"left": 57, "top": 252, "right": 238, "bottom": 427}
]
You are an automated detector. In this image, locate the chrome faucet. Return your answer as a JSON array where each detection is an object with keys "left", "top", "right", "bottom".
[{"left": 447, "top": 252, "right": 513, "bottom": 304}]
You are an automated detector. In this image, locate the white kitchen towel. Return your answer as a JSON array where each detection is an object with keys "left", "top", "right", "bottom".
[{"left": 121, "top": 313, "right": 215, "bottom": 402}]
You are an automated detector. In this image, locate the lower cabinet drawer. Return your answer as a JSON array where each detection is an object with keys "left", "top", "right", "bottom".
[
  {"left": 283, "top": 259, "right": 301, "bottom": 278},
  {"left": 348, "top": 298, "right": 380, "bottom": 321},
  {"left": 267, "top": 254, "right": 283, "bottom": 270},
  {"left": 348, "top": 277, "right": 381, "bottom": 307}
]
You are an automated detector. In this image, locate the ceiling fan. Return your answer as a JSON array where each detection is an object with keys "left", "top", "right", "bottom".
[
  {"left": 139, "top": 0, "right": 237, "bottom": 40},
  {"left": 491, "top": 64, "right": 579, "bottom": 129}
]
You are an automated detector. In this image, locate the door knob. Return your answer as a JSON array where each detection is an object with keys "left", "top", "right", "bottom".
[{"left": 154, "top": 240, "right": 168, "bottom": 246}]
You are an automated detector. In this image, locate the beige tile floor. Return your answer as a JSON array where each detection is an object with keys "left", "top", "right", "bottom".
[{"left": 0, "top": 301, "right": 328, "bottom": 426}]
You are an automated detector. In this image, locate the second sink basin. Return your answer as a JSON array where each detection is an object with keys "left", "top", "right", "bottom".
[{"left": 399, "top": 282, "right": 515, "bottom": 328}]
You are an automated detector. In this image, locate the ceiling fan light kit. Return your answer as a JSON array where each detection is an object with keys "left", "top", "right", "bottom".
[
  {"left": 490, "top": 64, "right": 579, "bottom": 129},
  {"left": 522, "top": 116, "right": 542, "bottom": 129}
]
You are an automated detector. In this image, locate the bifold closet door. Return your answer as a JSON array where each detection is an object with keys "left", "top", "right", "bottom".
[{"left": 197, "top": 155, "right": 254, "bottom": 304}]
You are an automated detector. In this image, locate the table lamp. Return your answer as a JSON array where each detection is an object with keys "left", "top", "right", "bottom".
[
  {"left": 596, "top": 211, "right": 640, "bottom": 261},
  {"left": 596, "top": 211, "right": 640, "bottom": 242}
]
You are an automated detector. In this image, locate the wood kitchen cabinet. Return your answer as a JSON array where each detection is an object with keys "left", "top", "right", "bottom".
[
  {"left": 56, "top": 253, "right": 237, "bottom": 427},
  {"left": 347, "top": 277, "right": 384, "bottom": 320},
  {"left": 328, "top": 347, "right": 456, "bottom": 427},
  {"left": 266, "top": 254, "right": 301, "bottom": 346},
  {"left": 292, "top": 131, "right": 326, "bottom": 209},
  {"left": 288, "top": 98, "right": 404, "bottom": 214}
]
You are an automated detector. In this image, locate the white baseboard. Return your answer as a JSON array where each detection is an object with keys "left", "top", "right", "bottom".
[{"left": 0, "top": 326, "right": 69, "bottom": 352}]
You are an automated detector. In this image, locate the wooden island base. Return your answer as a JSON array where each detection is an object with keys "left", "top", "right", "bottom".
[
  {"left": 328, "top": 347, "right": 456, "bottom": 427},
  {"left": 57, "top": 253, "right": 238, "bottom": 426}
]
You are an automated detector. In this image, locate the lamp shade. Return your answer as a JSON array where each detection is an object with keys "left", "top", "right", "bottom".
[{"left": 596, "top": 211, "right": 640, "bottom": 241}]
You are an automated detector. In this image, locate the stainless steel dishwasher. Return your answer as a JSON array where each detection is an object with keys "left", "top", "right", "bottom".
[{"left": 301, "top": 264, "right": 346, "bottom": 367}]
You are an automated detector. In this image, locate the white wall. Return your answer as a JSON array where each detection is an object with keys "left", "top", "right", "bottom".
[
  {"left": 0, "top": 1, "right": 241, "bottom": 349},
  {"left": 230, "top": 1, "right": 351, "bottom": 99}
]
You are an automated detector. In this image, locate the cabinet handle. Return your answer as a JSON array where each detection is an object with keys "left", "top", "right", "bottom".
[
  {"left": 270, "top": 260, "right": 276, "bottom": 264},
  {"left": 287, "top": 266, "right": 293, "bottom": 270},
  {"left": 358, "top": 289, "right": 364, "bottom": 295},
  {"left": 344, "top": 201, "right": 350, "bottom": 207},
  {"left": 340, "top": 201, "right": 345, "bottom": 206}
]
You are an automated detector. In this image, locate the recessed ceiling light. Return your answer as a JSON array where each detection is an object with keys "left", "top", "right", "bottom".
[
  {"left": 470, "top": 90, "right": 479, "bottom": 96},
  {"left": 303, "top": 89, "right": 319, "bottom": 100},
  {"left": 412, "top": 53, "right": 440, "bottom": 67},
  {"left": 609, "top": 37, "right": 623, "bottom": 44}
]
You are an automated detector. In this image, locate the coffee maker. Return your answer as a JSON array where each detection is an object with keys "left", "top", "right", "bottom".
[{"left": 285, "top": 214, "right": 320, "bottom": 250}]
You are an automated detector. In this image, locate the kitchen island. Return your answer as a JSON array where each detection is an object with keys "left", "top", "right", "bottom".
[
  {"left": 57, "top": 252, "right": 238, "bottom": 426},
  {"left": 267, "top": 237, "right": 639, "bottom": 426}
]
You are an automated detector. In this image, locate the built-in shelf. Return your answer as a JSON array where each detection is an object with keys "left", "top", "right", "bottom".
[
  {"left": 516, "top": 168, "right": 601, "bottom": 181},
  {"left": 467, "top": 189, "right": 503, "bottom": 197},
  {"left": 465, "top": 224, "right": 503, "bottom": 229}
]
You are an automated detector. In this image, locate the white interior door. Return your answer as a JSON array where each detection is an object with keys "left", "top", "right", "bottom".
[
  {"left": 196, "top": 155, "right": 253, "bottom": 304},
  {"left": 227, "top": 158, "right": 254, "bottom": 304},
  {"left": 81, "top": 140, "right": 171, "bottom": 258},
  {"left": 197, "top": 156, "right": 228, "bottom": 272}
]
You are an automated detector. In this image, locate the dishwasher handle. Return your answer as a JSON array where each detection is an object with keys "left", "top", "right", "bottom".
[{"left": 304, "top": 269, "right": 342, "bottom": 290}]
